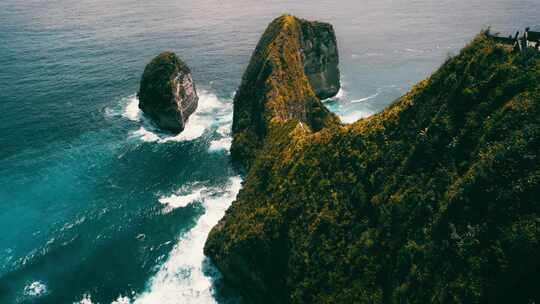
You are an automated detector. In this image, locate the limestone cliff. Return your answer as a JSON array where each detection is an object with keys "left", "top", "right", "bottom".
[
  {"left": 206, "top": 21, "right": 540, "bottom": 304},
  {"left": 299, "top": 19, "right": 341, "bottom": 99},
  {"left": 138, "top": 52, "right": 198, "bottom": 133},
  {"left": 229, "top": 15, "right": 341, "bottom": 169}
]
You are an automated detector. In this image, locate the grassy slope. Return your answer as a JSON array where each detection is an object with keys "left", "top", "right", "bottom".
[
  {"left": 230, "top": 15, "right": 339, "bottom": 169},
  {"left": 207, "top": 30, "right": 540, "bottom": 303}
]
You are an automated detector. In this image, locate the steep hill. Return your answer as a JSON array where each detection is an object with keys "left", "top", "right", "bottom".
[
  {"left": 230, "top": 15, "right": 340, "bottom": 169},
  {"left": 206, "top": 16, "right": 540, "bottom": 304}
]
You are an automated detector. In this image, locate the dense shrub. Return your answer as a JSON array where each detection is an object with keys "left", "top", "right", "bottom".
[{"left": 206, "top": 29, "right": 540, "bottom": 304}]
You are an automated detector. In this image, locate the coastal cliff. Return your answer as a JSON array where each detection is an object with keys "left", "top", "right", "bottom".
[
  {"left": 299, "top": 19, "right": 341, "bottom": 99},
  {"left": 205, "top": 16, "right": 540, "bottom": 304},
  {"left": 138, "top": 52, "right": 198, "bottom": 133},
  {"left": 229, "top": 15, "right": 341, "bottom": 169}
]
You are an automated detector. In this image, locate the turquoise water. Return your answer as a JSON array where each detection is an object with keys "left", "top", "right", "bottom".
[{"left": 0, "top": 0, "right": 537, "bottom": 303}]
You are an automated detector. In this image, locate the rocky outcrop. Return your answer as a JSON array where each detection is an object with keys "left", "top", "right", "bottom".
[
  {"left": 206, "top": 25, "right": 540, "bottom": 304},
  {"left": 138, "top": 52, "right": 198, "bottom": 133},
  {"left": 228, "top": 15, "right": 341, "bottom": 169},
  {"left": 299, "top": 20, "right": 341, "bottom": 99},
  {"left": 206, "top": 15, "right": 342, "bottom": 303}
]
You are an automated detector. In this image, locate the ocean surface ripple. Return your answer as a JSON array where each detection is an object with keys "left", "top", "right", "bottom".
[{"left": 0, "top": 0, "right": 537, "bottom": 302}]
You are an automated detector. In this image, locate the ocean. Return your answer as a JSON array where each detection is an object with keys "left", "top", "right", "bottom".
[{"left": 0, "top": 0, "right": 537, "bottom": 303}]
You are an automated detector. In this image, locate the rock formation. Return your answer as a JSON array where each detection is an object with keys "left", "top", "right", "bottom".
[
  {"left": 229, "top": 15, "right": 341, "bottom": 169},
  {"left": 205, "top": 16, "right": 540, "bottom": 304},
  {"left": 299, "top": 20, "right": 341, "bottom": 99},
  {"left": 138, "top": 52, "right": 198, "bottom": 133}
]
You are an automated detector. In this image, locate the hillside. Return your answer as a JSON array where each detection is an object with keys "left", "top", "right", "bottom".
[
  {"left": 205, "top": 16, "right": 540, "bottom": 304},
  {"left": 230, "top": 15, "right": 340, "bottom": 169}
]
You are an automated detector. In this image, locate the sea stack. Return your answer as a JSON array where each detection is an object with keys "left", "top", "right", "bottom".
[
  {"left": 138, "top": 52, "right": 198, "bottom": 133},
  {"left": 205, "top": 15, "right": 342, "bottom": 303},
  {"left": 227, "top": 15, "right": 341, "bottom": 169}
]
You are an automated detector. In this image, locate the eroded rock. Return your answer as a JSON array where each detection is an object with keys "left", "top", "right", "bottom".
[{"left": 138, "top": 52, "right": 198, "bottom": 133}]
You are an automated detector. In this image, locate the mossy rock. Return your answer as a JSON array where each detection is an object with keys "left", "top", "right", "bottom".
[{"left": 138, "top": 52, "right": 198, "bottom": 133}]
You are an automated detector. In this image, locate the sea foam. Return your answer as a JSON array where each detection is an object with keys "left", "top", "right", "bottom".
[
  {"left": 158, "top": 184, "right": 208, "bottom": 213},
  {"left": 134, "top": 176, "right": 242, "bottom": 304},
  {"left": 209, "top": 111, "right": 232, "bottom": 152},
  {"left": 208, "top": 138, "right": 232, "bottom": 152},
  {"left": 73, "top": 294, "right": 131, "bottom": 304},
  {"left": 24, "top": 281, "right": 47, "bottom": 297},
  {"left": 350, "top": 92, "right": 380, "bottom": 103},
  {"left": 121, "top": 90, "right": 229, "bottom": 144}
]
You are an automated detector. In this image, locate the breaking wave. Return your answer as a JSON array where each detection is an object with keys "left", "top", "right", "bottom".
[
  {"left": 158, "top": 183, "right": 208, "bottom": 213},
  {"left": 349, "top": 85, "right": 398, "bottom": 104},
  {"left": 24, "top": 281, "right": 47, "bottom": 297},
  {"left": 115, "top": 90, "right": 231, "bottom": 144},
  {"left": 208, "top": 138, "right": 232, "bottom": 152},
  {"left": 350, "top": 92, "right": 380, "bottom": 103},
  {"left": 134, "top": 176, "right": 242, "bottom": 304},
  {"left": 71, "top": 177, "right": 241, "bottom": 304},
  {"left": 73, "top": 294, "right": 130, "bottom": 304}
]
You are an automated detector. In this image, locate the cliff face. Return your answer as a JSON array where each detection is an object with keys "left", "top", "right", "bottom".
[
  {"left": 206, "top": 20, "right": 540, "bottom": 304},
  {"left": 299, "top": 20, "right": 341, "bottom": 99},
  {"left": 138, "top": 52, "right": 198, "bottom": 133},
  {"left": 229, "top": 15, "right": 340, "bottom": 169}
]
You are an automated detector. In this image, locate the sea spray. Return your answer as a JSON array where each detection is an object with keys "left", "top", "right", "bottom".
[
  {"left": 23, "top": 281, "right": 47, "bottom": 297},
  {"left": 134, "top": 176, "right": 242, "bottom": 303},
  {"left": 158, "top": 183, "right": 208, "bottom": 213},
  {"left": 117, "top": 90, "right": 231, "bottom": 144}
]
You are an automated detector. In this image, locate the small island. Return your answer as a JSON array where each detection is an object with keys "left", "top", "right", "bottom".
[{"left": 138, "top": 52, "right": 198, "bottom": 133}]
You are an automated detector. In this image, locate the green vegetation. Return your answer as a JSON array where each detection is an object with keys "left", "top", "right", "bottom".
[
  {"left": 206, "top": 25, "right": 540, "bottom": 304},
  {"left": 139, "top": 51, "right": 189, "bottom": 111},
  {"left": 230, "top": 15, "right": 339, "bottom": 169}
]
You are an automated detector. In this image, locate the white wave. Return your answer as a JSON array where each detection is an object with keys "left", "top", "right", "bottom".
[
  {"left": 72, "top": 294, "right": 131, "bottom": 304},
  {"left": 335, "top": 87, "right": 345, "bottom": 99},
  {"left": 111, "top": 296, "right": 131, "bottom": 304},
  {"left": 350, "top": 92, "right": 380, "bottom": 103},
  {"left": 216, "top": 124, "right": 231, "bottom": 137},
  {"left": 208, "top": 138, "right": 232, "bottom": 152},
  {"left": 123, "top": 90, "right": 229, "bottom": 144},
  {"left": 122, "top": 95, "right": 142, "bottom": 121},
  {"left": 134, "top": 176, "right": 242, "bottom": 304},
  {"left": 209, "top": 112, "right": 233, "bottom": 152},
  {"left": 322, "top": 86, "right": 346, "bottom": 102},
  {"left": 131, "top": 127, "right": 160, "bottom": 142},
  {"left": 216, "top": 112, "right": 232, "bottom": 136},
  {"left": 74, "top": 293, "right": 94, "bottom": 304},
  {"left": 196, "top": 91, "right": 223, "bottom": 112},
  {"left": 159, "top": 185, "right": 208, "bottom": 213},
  {"left": 349, "top": 84, "right": 400, "bottom": 104},
  {"left": 210, "top": 112, "right": 233, "bottom": 152},
  {"left": 24, "top": 281, "right": 47, "bottom": 297}
]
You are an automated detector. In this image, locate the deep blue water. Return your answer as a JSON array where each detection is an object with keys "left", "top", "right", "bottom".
[{"left": 0, "top": 0, "right": 538, "bottom": 303}]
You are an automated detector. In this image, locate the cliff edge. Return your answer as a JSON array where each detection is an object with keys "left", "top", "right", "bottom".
[
  {"left": 206, "top": 20, "right": 540, "bottom": 304},
  {"left": 229, "top": 15, "right": 341, "bottom": 169}
]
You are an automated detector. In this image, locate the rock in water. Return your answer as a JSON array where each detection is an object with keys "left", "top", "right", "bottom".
[
  {"left": 138, "top": 52, "right": 198, "bottom": 133},
  {"left": 300, "top": 20, "right": 340, "bottom": 99}
]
